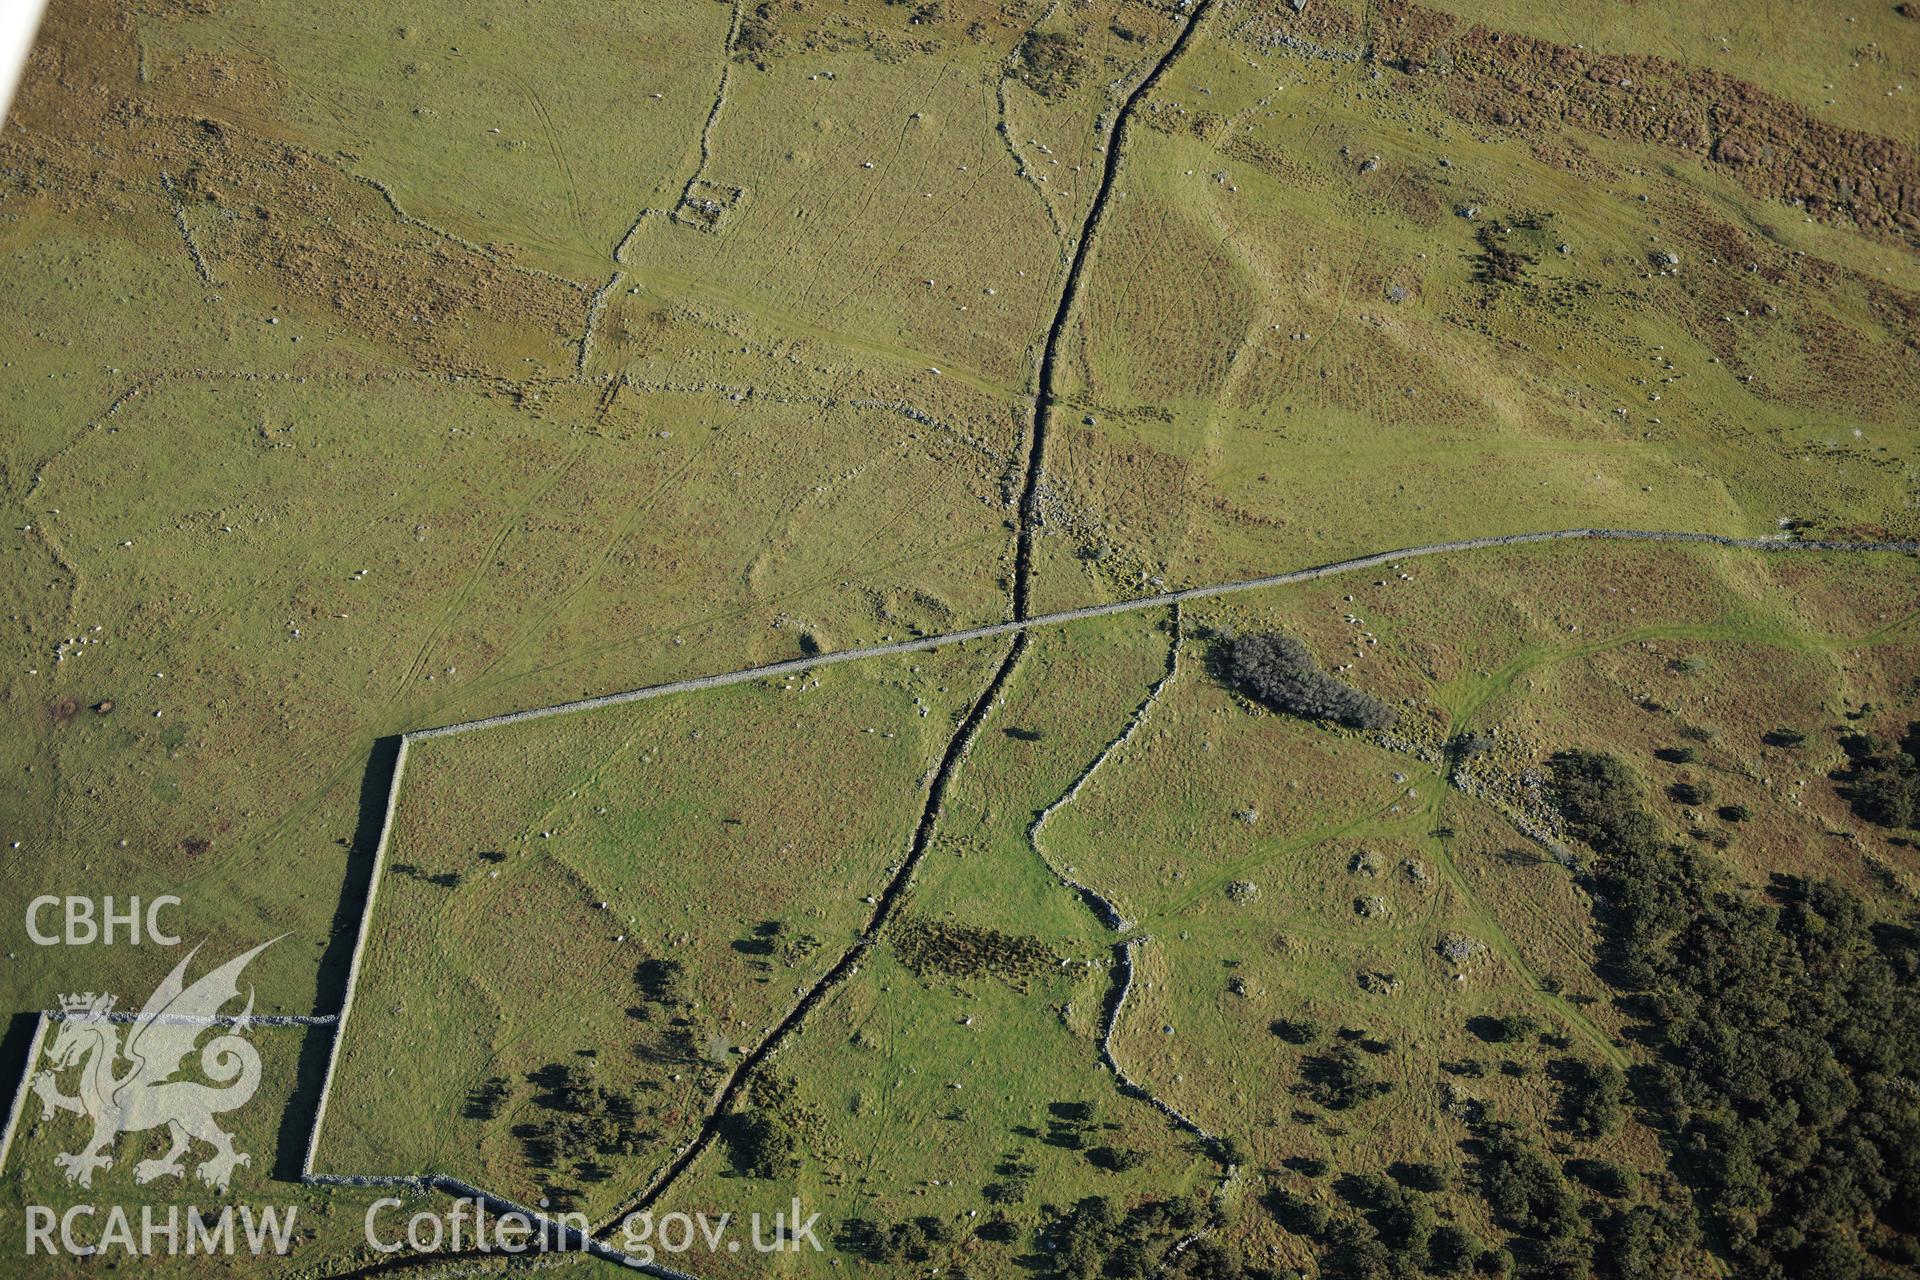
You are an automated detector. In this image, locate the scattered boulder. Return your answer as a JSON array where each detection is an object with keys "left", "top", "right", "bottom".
[{"left": 1357, "top": 969, "right": 1401, "bottom": 995}]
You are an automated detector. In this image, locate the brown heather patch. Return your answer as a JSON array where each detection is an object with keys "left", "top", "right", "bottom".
[
  {"left": 892, "top": 916, "right": 1061, "bottom": 990},
  {"left": 1242, "top": 0, "right": 1919, "bottom": 250},
  {"left": 1, "top": 0, "right": 588, "bottom": 379}
]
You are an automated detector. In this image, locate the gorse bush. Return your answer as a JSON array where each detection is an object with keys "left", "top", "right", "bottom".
[
  {"left": 1559, "top": 1058, "right": 1627, "bottom": 1138},
  {"left": 1228, "top": 632, "right": 1396, "bottom": 731},
  {"left": 723, "top": 1072, "right": 811, "bottom": 1180},
  {"left": 1548, "top": 750, "right": 1661, "bottom": 856},
  {"left": 1012, "top": 30, "right": 1084, "bottom": 98},
  {"left": 1299, "top": 1045, "right": 1393, "bottom": 1111},
  {"left": 1038, "top": 1194, "right": 1222, "bottom": 1280},
  {"left": 1839, "top": 726, "right": 1920, "bottom": 829}
]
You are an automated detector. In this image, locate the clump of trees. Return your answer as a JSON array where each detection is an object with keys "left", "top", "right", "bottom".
[
  {"left": 1599, "top": 855, "right": 1920, "bottom": 1274},
  {"left": 1299, "top": 1045, "right": 1393, "bottom": 1111},
  {"left": 1552, "top": 745, "right": 1920, "bottom": 1276},
  {"left": 1472, "top": 1130, "right": 1695, "bottom": 1280},
  {"left": 1477, "top": 1123, "right": 1583, "bottom": 1245},
  {"left": 1557, "top": 1058, "right": 1626, "bottom": 1138},
  {"left": 1044, "top": 1100, "right": 1099, "bottom": 1150},
  {"left": 1839, "top": 725, "right": 1920, "bottom": 829},
  {"left": 837, "top": 1215, "right": 953, "bottom": 1265},
  {"left": 722, "top": 1072, "right": 813, "bottom": 1180},
  {"left": 1228, "top": 632, "right": 1396, "bottom": 730},
  {"left": 1471, "top": 1013, "right": 1539, "bottom": 1045},
  {"left": 1566, "top": 1157, "right": 1637, "bottom": 1200},
  {"left": 1088, "top": 1143, "right": 1149, "bottom": 1173},
  {"left": 1350, "top": 1173, "right": 1441, "bottom": 1268},
  {"left": 1273, "top": 1174, "right": 1495, "bottom": 1279},
  {"left": 1547, "top": 750, "right": 1660, "bottom": 855},
  {"left": 1268, "top": 1187, "right": 1333, "bottom": 1238},
  {"left": 984, "top": 1151, "right": 1036, "bottom": 1205},
  {"left": 631, "top": 953, "right": 721, "bottom": 1070},
  {"left": 514, "top": 1060, "right": 650, "bottom": 1182},
  {"left": 464, "top": 1075, "right": 509, "bottom": 1121},
  {"left": 1665, "top": 779, "right": 1712, "bottom": 807},
  {"left": 1591, "top": 1200, "right": 1697, "bottom": 1280},
  {"left": 1271, "top": 1015, "right": 1321, "bottom": 1045},
  {"left": 1038, "top": 1194, "right": 1251, "bottom": 1280}
]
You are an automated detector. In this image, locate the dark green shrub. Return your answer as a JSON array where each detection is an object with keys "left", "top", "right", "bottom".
[{"left": 1229, "top": 632, "right": 1396, "bottom": 731}]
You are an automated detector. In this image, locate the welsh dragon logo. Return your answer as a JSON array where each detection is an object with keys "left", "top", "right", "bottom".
[{"left": 31, "top": 938, "right": 277, "bottom": 1191}]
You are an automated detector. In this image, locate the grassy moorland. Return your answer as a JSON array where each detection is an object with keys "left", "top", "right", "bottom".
[
  {"left": 2, "top": 0, "right": 1917, "bottom": 1276},
  {"left": 1036, "top": 2, "right": 1920, "bottom": 611}
]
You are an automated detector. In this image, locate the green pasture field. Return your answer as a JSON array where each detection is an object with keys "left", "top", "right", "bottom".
[
  {"left": 1193, "top": 540, "right": 1920, "bottom": 889},
  {"left": 1, "top": 363, "right": 1014, "bottom": 1019},
  {"left": 644, "top": 612, "right": 1218, "bottom": 1279},
  {"left": 369, "top": 545, "right": 1920, "bottom": 1273},
  {"left": 1043, "top": 542, "right": 1920, "bottom": 1269},
  {"left": 314, "top": 642, "right": 1000, "bottom": 1217},
  {"left": 139, "top": 0, "right": 734, "bottom": 281}
]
